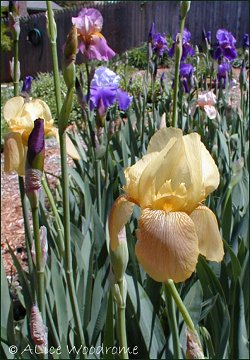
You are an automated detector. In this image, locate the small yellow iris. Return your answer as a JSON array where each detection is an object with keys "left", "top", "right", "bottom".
[
  {"left": 109, "top": 127, "right": 224, "bottom": 283},
  {"left": 3, "top": 96, "right": 79, "bottom": 176}
]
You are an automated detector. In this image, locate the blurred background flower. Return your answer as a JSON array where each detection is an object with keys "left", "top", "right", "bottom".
[{"left": 72, "top": 8, "right": 115, "bottom": 61}]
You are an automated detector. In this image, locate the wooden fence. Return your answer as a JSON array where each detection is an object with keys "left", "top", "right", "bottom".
[{"left": 1, "top": 1, "right": 249, "bottom": 82}]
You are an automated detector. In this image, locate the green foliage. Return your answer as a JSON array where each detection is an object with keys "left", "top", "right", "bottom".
[
  {"left": 1, "top": 9, "right": 13, "bottom": 53},
  {"left": 1, "top": 6, "right": 249, "bottom": 360}
]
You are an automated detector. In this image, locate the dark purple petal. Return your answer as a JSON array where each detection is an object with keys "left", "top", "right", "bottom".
[
  {"left": 148, "top": 22, "right": 155, "bottom": 42},
  {"left": 152, "top": 33, "right": 169, "bottom": 57},
  {"left": 168, "top": 43, "right": 175, "bottom": 57},
  {"left": 214, "top": 46, "right": 222, "bottom": 60},
  {"left": 27, "top": 119, "right": 45, "bottom": 167},
  {"left": 182, "top": 28, "right": 191, "bottom": 43},
  {"left": 182, "top": 43, "right": 195, "bottom": 61},
  {"left": 22, "top": 76, "right": 33, "bottom": 93},
  {"left": 180, "top": 62, "right": 193, "bottom": 78},
  {"left": 206, "top": 31, "right": 212, "bottom": 44},
  {"left": 218, "top": 62, "right": 231, "bottom": 77},
  {"left": 216, "top": 29, "right": 236, "bottom": 47},
  {"left": 223, "top": 46, "right": 237, "bottom": 61},
  {"left": 243, "top": 33, "right": 249, "bottom": 48},
  {"left": 117, "top": 88, "right": 132, "bottom": 111}
]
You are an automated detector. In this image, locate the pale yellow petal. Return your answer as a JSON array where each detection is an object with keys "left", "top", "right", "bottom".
[
  {"left": 35, "top": 99, "right": 54, "bottom": 125},
  {"left": 189, "top": 205, "right": 224, "bottom": 262},
  {"left": 109, "top": 195, "right": 134, "bottom": 251},
  {"left": 135, "top": 209, "right": 199, "bottom": 283},
  {"left": 3, "top": 97, "right": 24, "bottom": 123},
  {"left": 182, "top": 133, "right": 203, "bottom": 213},
  {"left": 4, "top": 132, "right": 26, "bottom": 176},
  {"left": 200, "top": 143, "right": 220, "bottom": 198},
  {"left": 124, "top": 152, "right": 159, "bottom": 203},
  {"left": 7, "top": 114, "right": 34, "bottom": 134},
  {"left": 147, "top": 127, "right": 183, "bottom": 153},
  {"left": 22, "top": 101, "right": 44, "bottom": 121},
  {"left": 139, "top": 136, "right": 192, "bottom": 208},
  {"left": 153, "top": 181, "right": 187, "bottom": 211}
]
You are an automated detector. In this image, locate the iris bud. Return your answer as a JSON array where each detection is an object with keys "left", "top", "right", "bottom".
[
  {"left": 63, "top": 25, "right": 77, "bottom": 89},
  {"left": 180, "top": 1, "right": 191, "bottom": 19},
  {"left": 25, "top": 119, "right": 45, "bottom": 209},
  {"left": 110, "top": 227, "right": 129, "bottom": 282},
  {"left": 30, "top": 304, "right": 48, "bottom": 354}
]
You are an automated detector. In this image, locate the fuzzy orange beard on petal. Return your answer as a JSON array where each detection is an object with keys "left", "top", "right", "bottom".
[{"left": 135, "top": 208, "right": 199, "bottom": 283}]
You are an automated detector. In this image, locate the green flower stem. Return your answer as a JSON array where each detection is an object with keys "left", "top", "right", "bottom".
[
  {"left": 59, "top": 132, "right": 86, "bottom": 357},
  {"left": 172, "top": 17, "right": 186, "bottom": 128},
  {"left": 46, "top": 1, "right": 62, "bottom": 116},
  {"left": 117, "top": 279, "right": 128, "bottom": 360},
  {"left": 41, "top": 177, "right": 64, "bottom": 257},
  {"left": 31, "top": 207, "right": 46, "bottom": 321},
  {"left": 164, "top": 284, "right": 181, "bottom": 359},
  {"left": 166, "top": 279, "right": 200, "bottom": 340}
]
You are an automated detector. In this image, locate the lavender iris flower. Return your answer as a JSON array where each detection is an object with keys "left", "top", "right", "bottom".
[
  {"left": 22, "top": 76, "right": 33, "bottom": 93},
  {"left": 169, "top": 28, "right": 194, "bottom": 61},
  {"left": 179, "top": 62, "right": 194, "bottom": 93},
  {"left": 214, "top": 29, "right": 237, "bottom": 61},
  {"left": 90, "top": 66, "right": 133, "bottom": 112}
]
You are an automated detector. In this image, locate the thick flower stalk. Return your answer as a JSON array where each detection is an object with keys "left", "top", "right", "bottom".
[
  {"left": 109, "top": 127, "right": 224, "bottom": 283},
  {"left": 25, "top": 119, "right": 46, "bottom": 320},
  {"left": 72, "top": 8, "right": 115, "bottom": 61},
  {"left": 3, "top": 96, "right": 79, "bottom": 176}
]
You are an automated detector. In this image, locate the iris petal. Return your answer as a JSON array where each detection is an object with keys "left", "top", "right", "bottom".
[
  {"left": 147, "top": 126, "right": 182, "bottom": 153},
  {"left": 4, "top": 132, "right": 26, "bottom": 176},
  {"left": 135, "top": 209, "right": 199, "bottom": 282},
  {"left": 117, "top": 88, "right": 132, "bottom": 111},
  {"left": 3, "top": 96, "right": 24, "bottom": 122},
  {"left": 190, "top": 205, "right": 224, "bottom": 261},
  {"left": 200, "top": 143, "right": 220, "bottom": 198},
  {"left": 124, "top": 152, "right": 159, "bottom": 203},
  {"left": 109, "top": 195, "right": 134, "bottom": 251}
]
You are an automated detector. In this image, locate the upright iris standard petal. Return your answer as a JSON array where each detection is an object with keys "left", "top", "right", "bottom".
[
  {"left": 109, "top": 127, "right": 223, "bottom": 283},
  {"left": 21, "top": 76, "right": 33, "bottom": 93},
  {"left": 169, "top": 28, "right": 194, "bottom": 61}
]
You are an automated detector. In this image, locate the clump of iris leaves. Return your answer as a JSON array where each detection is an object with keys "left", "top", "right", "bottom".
[{"left": 1, "top": 31, "right": 249, "bottom": 360}]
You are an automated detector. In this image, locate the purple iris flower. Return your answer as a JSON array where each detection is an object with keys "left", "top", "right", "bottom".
[
  {"left": 169, "top": 28, "right": 194, "bottom": 61},
  {"left": 179, "top": 62, "right": 194, "bottom": 93},
  {"left": 214, "top": 29, "right": 237, "bottom": 61},
  {"left": 90, "top": 66, "right": 133, "bottom": 112},
  {"left": 152, "top": 33, "right": 169, "bottom": 57},
  {"left": 243, "top": 34, "right": 249, "bottom": 50},
  {"left": 22, "top": 76, "right": 33, "bottom": 93},
  {"left": 217, "top": 62, "right": 231, "bottom": 87},
  {"left": 27, "top": 118, "right": 45, "bottom": 168}
]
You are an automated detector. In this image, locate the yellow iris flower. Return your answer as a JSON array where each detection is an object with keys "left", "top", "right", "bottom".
[
  {"left": 3, "top": 96, "right": 80, "bottom": 176},
  {"left": 109, "top": 127, "right": 224, "bottom": 283}
]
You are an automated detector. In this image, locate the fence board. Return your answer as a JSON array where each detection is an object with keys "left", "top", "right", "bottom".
[{"left": 1, "top": 1, "right": 249, "bottom": 82}]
